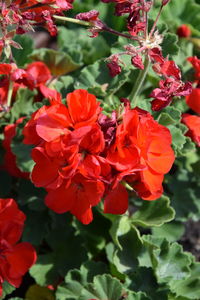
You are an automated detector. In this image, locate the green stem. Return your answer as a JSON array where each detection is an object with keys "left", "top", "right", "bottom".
[
  {"left": 53, "top": 15, "right": 91, "bottom": 27},
  {"left": 7, "top": 80, "right": 14, "bottom": 108},
  {"left": 129, "top": 57, "right": 150, "bottom": 107},
  {"left": 53, "top": 15, "right": 139, "bottom": 42}
]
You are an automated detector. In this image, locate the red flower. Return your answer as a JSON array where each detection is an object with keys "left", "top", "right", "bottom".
[
  {"left": 2, "top": 0, "right": 73, "bottom": 37},
  {"left": 0, "top": 198, "right": 37, "bottom": 296},
  {"left": 107, "top": 109, "right": 141, "bottom": 172},
  {"left": 31, "top": 144, "right": 80, "bottom": 189},
  {"left": 104, "top": 183, "right": 128, "bottom": 214},
  {"left": 107, "top": 107, "right": 174, "bottom": 201},
  {"left": 25, "top": 62, "right": 51, "bottom": 88},
  {"left": 150, "top": 78, "right": 192, "bottom": 111},
  {"left": 182, "top": 114, "right": 200, "bottom": 147},
  {"left": 45, "top": 174, "right": 105, "bottom": 224},
  {"left": 0, "top": 62, "right": 54, "bottom": 111},
  {"left": 23, "top": 90, "right": 101, "bottom": 144},
  {"left": 133, "top": 111, "right": 175, "bottom": 199},
  {"left": 177, "top": 24, "right": 191, "bottom": 38},
  {"left": 66, "top": 89, "right": 101, "bottom": 128},
  {"left": 186, "top": 88, "right": 200, "bottom": 115},
  {"left": 2, "top": 118, "right": 29, "bottom": 179},
  {"left": 23, "top": 89, "right": 175, "bottom": 223}
]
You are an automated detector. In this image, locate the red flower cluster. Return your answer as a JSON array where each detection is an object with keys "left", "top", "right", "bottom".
[
  {"left": 186, "top": 56, "right": 200, "bottom": 114},
  {"left": 0, "top": 198, "right": 36, "bottom": 296},
  {"left": 101, "top": 0, "right": 151, "bottom": 36},
  {"left": 0, "top": 61, "right": 60, "bottom": 112},
  {"left": 149, "top": 48, "right": 192, "bottom": 111},
  {"left": 23, "top": 89, "right": 175, "bottom": 224}
]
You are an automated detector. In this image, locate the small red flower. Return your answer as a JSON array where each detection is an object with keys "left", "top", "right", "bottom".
[
  {"left": 150, "top": 78, "right": 192, "bottom": 111},
  {"left": 0, "top": 198, "right": 37, "bottom": 296},
  {"left": 182, "top": 114, "right": 200, "bottom": 147},
  {"left": 177, "top": 24, "right": 191, "bottom": 38}
]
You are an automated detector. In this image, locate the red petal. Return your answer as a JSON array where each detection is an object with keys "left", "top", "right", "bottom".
[
  {"left": 104, "top": 183, "right": 128, "bottom": 214},
  {"left": 5, "top": 242, "right": 36, "bottom": 286}
]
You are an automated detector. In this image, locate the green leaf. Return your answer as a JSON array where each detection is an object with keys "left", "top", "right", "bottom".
[
  {"left": 22, "top": 209, "right": 49, "bottom": 246},
  {"left": 74, "top": 209, "right": 111, "bottom": 255},
  {"left": 18, "top": 179, "right": 46, "bottom": 210},
  {"left": 126, "top": 292, "right": 150, "bottom": 300},
  {"left": 58, "top": 27, "right": 110, "bottom": 65},
  {"left": 109, "top": 215, "right": 131, "bottom": 250},
  {"left": 79, "top": 274, "right": 123, "bottom": 300},
  {"left": 11, "top": 123, "right": 34, "bottom": 173},
  {"left": 152, "top": 221, "right": 185, "bottom": 242},
  {"left": 168, "top": 125, "right": 186, "bottom": 153},
  {"left": 56, "top": 261, "right": 108, "bottom": 300},
  {"left": 10, "top": 88, "right": 35, "bottom": 122},
  {"left": 131, "top": 196, "right": 175, "bottom": 227},
  {"left": 30, "top": 253, "right": 59, "bottom": 286},
  {"left": 12, "top": 35, "right": 34, "bottom": 67},
  {"left": 153, "top": 241, "right": 192, "bottom": 284},
  {"left": 11, "top": 142, "right": 34, "bottom": 173},
  {"left": 113, "top": 225, "right": 143, "bottom": 273},
  {"left": 127, "top": 267, "right": 167, "bottom": 300},
  {"left": 0, "top": 282, "right": 15, "bottom": 300},
  {"left": 29, "top": 48, "right": 80, "bottom": 76},
  {"left": 168, "top": 169, "right": 200, "bottom": 221},
  {"left": 45, "top": 219, "right": 88, "bottom": 278},
  {"left": 169, "top": 263, "right": 200, "bottom": 299},
  {"left": 54, "top": 75, "right": 74, "bottom": 97},
  {"left": 161, "top": 33, "right": 179, "bottom": 57},
  {"left": 157, "top": 107, "right": 181, "bottom": 126},
  {"left": 74, "top": 59, "right": 130, "bottom": 98}
]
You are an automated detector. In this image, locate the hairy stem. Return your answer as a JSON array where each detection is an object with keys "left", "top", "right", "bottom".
[
  {"left": 129, "top": 57, "right": 150, "bottom": 107},
  {"left": 53, "top": 15, "right": 139, "bottom": 42},
  {"left": 53, "top": 15, "right": 91, "bottom": 27},
  {"left": 105, "top": 27, "right": 139, "bottom": 42},
  {"left": 7, "top": 80, "right": 14, "bottom": 109},
  {"left": 149, "top": 5, "right": 163, "bottom": 38}
]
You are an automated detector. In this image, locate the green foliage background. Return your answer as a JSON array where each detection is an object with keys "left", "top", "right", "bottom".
[{"left": 0, "top": 0, "right": 200, "bottom": 299}]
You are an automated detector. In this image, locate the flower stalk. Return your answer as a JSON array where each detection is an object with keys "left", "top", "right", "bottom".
[
  {"left": 6, "top": 79, "right": 14, "bottom": 109},
  {"left": 129, "top": 56, "right": 150, "bottom": 107}
]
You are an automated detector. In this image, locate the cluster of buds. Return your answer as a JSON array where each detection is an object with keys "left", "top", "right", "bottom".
[{"left": 92, "top": 0, "right": 192, "bottom": 110}]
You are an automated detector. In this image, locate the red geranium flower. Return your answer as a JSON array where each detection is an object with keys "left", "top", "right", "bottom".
[{"left": 0, "top": 198, "right": 37, "bottom": 296}]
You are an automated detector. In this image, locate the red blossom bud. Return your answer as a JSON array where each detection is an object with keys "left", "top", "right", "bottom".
[
  {"left": 131, "top": 54, "right": 144, "bottom": 70},
  {"left": 177, "top": 24, "right": 191, "bottom": 38},
  {"left": 162, "top": 0, "right": 171, "bottom": 6},
  {"left": 107, "top": 61, "right": 122, "bottom": 77}
]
